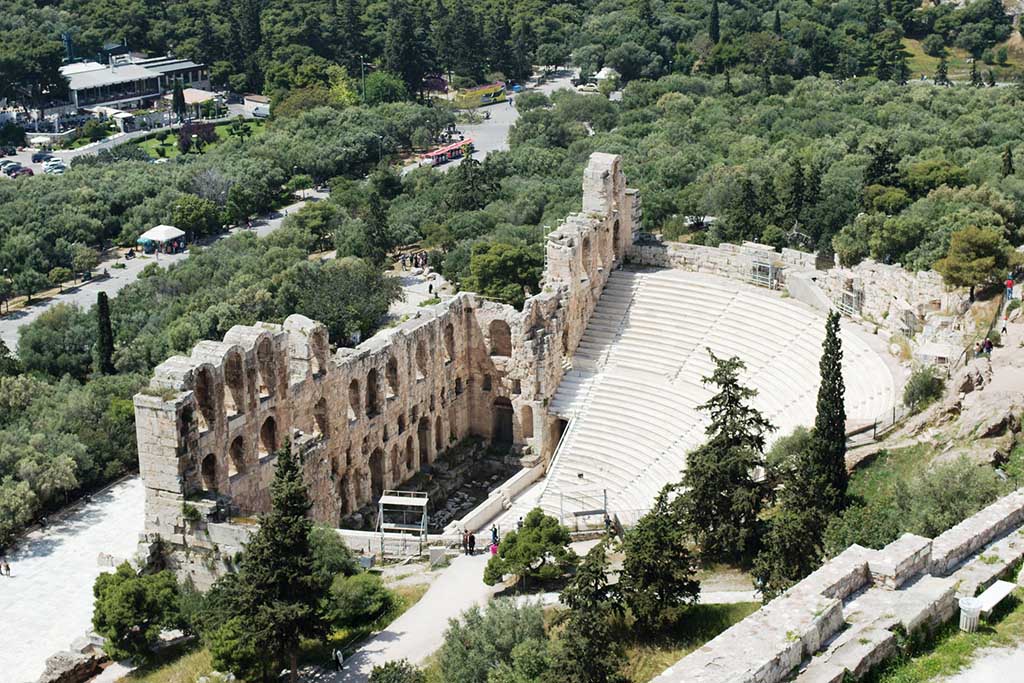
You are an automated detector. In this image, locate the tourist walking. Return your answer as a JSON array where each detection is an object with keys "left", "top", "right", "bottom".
[
  {"left": 468, "top": 533, "right": 476, "bottom": 555},
  {"left": 2, "top": 560, "right": 10, "bottom": 576},
  {"left": 516, "top": 516, "right": 524, "bottom": 531},
  {"left": 333, "top": 648, "right": 344, "bottom": 671},
  {"left": 462, "top": 530, "right": 469, "bottom": 555},
  {"left": 490, "top": 524, "right": 499, "bottom": 546}
]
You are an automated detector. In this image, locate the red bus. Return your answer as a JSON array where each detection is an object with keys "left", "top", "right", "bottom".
[{"left": 421, "top": 139, "right": 474, "bottom": 166}]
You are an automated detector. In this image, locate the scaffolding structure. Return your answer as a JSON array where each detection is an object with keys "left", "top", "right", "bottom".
[{"left": 376, "top": 490, "right": 429, "bottom": 556}]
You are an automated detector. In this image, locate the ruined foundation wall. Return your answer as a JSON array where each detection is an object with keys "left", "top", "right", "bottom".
[
  {"left": 655, "top": 487, "right": 1024, "bottom": 683},
  {"left": 134, "top": 153, "right": 637, "bottom": 584}
]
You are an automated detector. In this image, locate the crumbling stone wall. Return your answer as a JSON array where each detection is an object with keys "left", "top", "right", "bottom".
[
  {"left": 626, "top": 237, "right": 816, "bottom": 282},
  {"left": 134, "top": 153, "right": 637, "bottom": 582},
  {"left": 655, "top": 487, "right": 1024, "bottom": 683}
]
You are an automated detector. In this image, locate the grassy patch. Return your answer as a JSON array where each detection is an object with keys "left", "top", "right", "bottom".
[
  {"left": 868, "top": 592, "right": 1024, "bottom": 682},
  {"left": 134, "top": 120, "right": 266, "bottom": 160},
  {"left": 122, "top": 645, "right": 213, "bottom": 683},
  {"left": 616, "top": 603, "right": 760, "bottom": 683},
  {"left": 903, "top": 38, "right": 1024, "bottom": 82},
  {"left": 848, "top": 444, "right": 934, "bottom": 508}
]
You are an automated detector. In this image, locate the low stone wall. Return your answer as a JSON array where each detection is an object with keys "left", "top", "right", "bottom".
[
  {"left": 656, "top": 488, "right": 1024, "bottom": 683},
  {"left": 626, "top": 238, "right": 816, "bottom": 283}
]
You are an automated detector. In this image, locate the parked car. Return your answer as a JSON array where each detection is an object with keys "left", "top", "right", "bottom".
[
  {"left": 3, "top": 164, "right": 24, "bottom": 176},
  {"left": 32, "top": 152, "right": 53, "bottom": 163},
  {"left": 0, "top": 159, "right": 19, "bottom": 170},
  {"left": 11, "top": 167, "right": 33, "bottom": 177},
  {"left": 43, "top": 164, "right": 65, "bottom": 174},
  {"left": 0, "top": 145, "right": 16, "bottom": 156},
  {"left": 43, "top": 158, "right": 64, "bottom": 169}
]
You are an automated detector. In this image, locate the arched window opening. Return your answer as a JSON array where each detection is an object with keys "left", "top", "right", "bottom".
[
  {"left": 257, "top": 337, "right": 275, "bottom": 397},
  {"left": 520, "top": 405, "right": 534, "bottom": 440},
  {"left": 391, "top": 446, "right": 400, "bottom": 480},
  {"left": 488, "top": 320, "right": 512, "bottom": 357},
  {"left": 512, "top": 379, "right": 522, "bottom": 395},
  {"left": 483, "top": 375, "right": 492, "bottom": 391},
  {"left": 386, "top": 357, "right": 399, "bottom": 399},
  {"left": 581, "top": 235, "right": 592, "bottom": 270},
  {"left": 200, "top": 453, "right": 217, "bottom": 492},
  {"left": 369, "top": 448, "right": 384, "bottom": 500},
  {"left": 448, "top": 405, "right": 457, "bottom": 442},
  {"left": 415, "top": 340, "right": 427, "bottom": 381},
  {"left": 313, "top": 398, "right": 329, "bottom": 437},
  {"left": 228, "top": 436, "right": 246, "bottom": 477},
  {"left": 443, "top": 323, "right": 455, "bottom": 364},
  {"left": 366, "top": 368, "right": 380, "bottom": 417},
  {"left": 179, "top": 407, "right": 193, "bottom": 440},
  {"left": 455, "top": 377, "right": 464, "bottom": 395},
  {"left": 493, "top": 398, "right": 513, "bottom": 445},
  {"left": 347, "top": 379, "right": 360, "bottom": 421},
  {"left": 405, "top": 437, "right": 415, "bottom": 472},
  {"left": 224, "top": 352, "right": 245, "bottom": 417},
  {"left": 194, "top": 367, "right": 216, "bottom": 432},
  {"left": 310, "top": 330, "right": 328, "bottom": 377},
  {"left": 429, "top": 393, "right": 436, "bottom": 412},
  {"left": 434, "top": 416, "right": 443, "bottom": 451},
  {"left": 398, "top": 414, "right": 406, "bottom": 434},
  {"left": 259, "top": 416, "right": 277, "bottom": 457},
  {"left": 417, "top": 418, "right": 430, "bottom": 465}
]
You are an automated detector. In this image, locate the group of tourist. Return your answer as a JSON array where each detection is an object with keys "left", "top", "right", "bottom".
[
  {"left": 461, "top": 524, "right": 505, "bottom": 556},
  {"left": 0, "top": 559, "right": 11, "bottom": 576},
  {"left": 399, "top": 252, "right": 429, "bottom": 270}
]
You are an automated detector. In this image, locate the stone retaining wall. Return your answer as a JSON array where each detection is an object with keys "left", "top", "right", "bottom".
[
  {"left": 655, "top": 488, "right": 1024, "bottom": 683},
  {"left": 626, "top": 238, "right": 816, "bottom": 282}
]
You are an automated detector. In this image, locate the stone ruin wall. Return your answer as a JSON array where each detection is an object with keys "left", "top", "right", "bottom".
[
  {"left": 133, "top": 152, "right": 637, "bottom": 583},
  {"left": 626, "top": 237, "right": 816, "bottom": 281},
  {"left": 655, "top": 487, "right": 1024, "bottom": 683}
]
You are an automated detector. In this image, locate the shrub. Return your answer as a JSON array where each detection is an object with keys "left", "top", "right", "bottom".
[
  {"left": 902, "top": 365, "right": 943, "bottom": 410},
  {"left": 369, "top": 659, "right": 425, "bottom": 683},
  {"left": 328, "top": 572, "right": 393, "bottom": 627},
  {"left": 981, "top": 48, "right": 995, "bottom": 65},
  {"left": 437, "top": 599, "right": 546, "bottom": 683},
  {"left": 309, "top": 524, "right": 359, "bottom": 589},
  {"left": 1006, "top": 299, "right": 1021, "bottom": 315},
  {"left": 997, "top": 47, "right": 1009, "bottom": 65},
  {"left": 987, "top": 329, "right": 1001, "bottom": 346}
]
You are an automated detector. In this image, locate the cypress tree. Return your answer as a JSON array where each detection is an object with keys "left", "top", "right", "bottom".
[
  {"left": 208, "top": 441, "right": 325, "bottom": 683},
  {"left": 677, "top": 352, "right": 774, "bottom": 564},
  {"left": 811, "top": 310, "right": 847, "bottom": 512},
  {"left": 935, "top": 56, "right": 949, "bottom": 86},
  {"left": 970, "top": 59, "right": 982, "bottom": 87},
  {"left": 171, "top": 81, "right": 186, "bottom": 121},
  {"left": 1003, "top": 144, "right": 1015, "bottom": 177},
  {"left": 709, "top": 0, "right": 720, "bottom": 44},
  {"left": 773, "top": 8, "right": 782, "bottom": 35},
  {"left": 96, "top": 291, "right": 115, "bottom": 375}
]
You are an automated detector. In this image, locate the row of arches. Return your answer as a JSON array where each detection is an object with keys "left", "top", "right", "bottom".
[
  {"left": 199, "top": 415, "right": 279, "bottom": 493},
  {"left": 191, "top": 338, "right": 280, "bottom": 433}
]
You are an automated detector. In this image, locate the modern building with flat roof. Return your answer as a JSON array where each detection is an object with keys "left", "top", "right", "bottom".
[{"left": 58, "top": 54, "right": 210, "bottom": 110}]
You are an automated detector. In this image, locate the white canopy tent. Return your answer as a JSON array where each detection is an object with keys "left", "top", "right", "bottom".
[{"left": 137, "top": 224, "right": 185, "bottom": 243}]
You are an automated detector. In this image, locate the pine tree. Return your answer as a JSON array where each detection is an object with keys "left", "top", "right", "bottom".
[
  {"left": 935, "top": 56, "right": 949, "bottom": 86},
  {"left": 618, "top": 486, "right": 700, "bottom": 629},
  {"left": 751, "top": 497, "right": 826, "bottom": 600},
  {"left": 987, "top": 69, "right": 997, "bottom": 87},
  {"left": 810, "top": 310, "right": 847, "bottom": 513},
  {"left": 867, "top": 0, "right": 881, "bottom": 34},
  {"left": 96, "top": 291, "right": 115, "bottom": 375},
  {"left": 384, "top": 0, "right": 427, "bottom": 94},
  {"left": 724, "top": 69, "right": 733, "bottom": 94},
  {"left": 1002, "top": 144, "right": 1015, "bottom": 177},
  {"left": 773, "top": 8, "right": 782, "bottom": 36},
  {"left": 340, "top": 0, "right": 365, "bottom": 72},
  {"left": 676, "top": 352, "right": 774, "bottom": 564},
  {"left": 709, "top": 0, "right": 720, "bottom": 44},
  {"left": 208, "top": 441, "right": 325, "bottom": 683}
]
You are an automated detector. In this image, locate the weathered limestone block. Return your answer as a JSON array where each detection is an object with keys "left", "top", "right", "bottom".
[
  {"left": 951, "top": 527, "right": 1024, "bottom": 598},
  {"left": 869, "top": 534, "right": 932, "bottom": 589},
  {"left": 930, "top": 488, "right": 1024, "bottom": 576},
  {"left": 35, "top": 651, "right": 103, "bottom": 683}
]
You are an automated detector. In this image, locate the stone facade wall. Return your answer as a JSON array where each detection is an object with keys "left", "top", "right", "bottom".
[
  {"left": 134, "top": 153, "right": 637, "bottom": 583},
  {"left": 626, "top": 238, "right": 816, "bottom": 282},
  {"left": 655, "top": 487, "right": 1024, "bottom": 683}
]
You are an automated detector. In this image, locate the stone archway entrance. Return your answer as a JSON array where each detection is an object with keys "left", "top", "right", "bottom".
[
  {"left": 417, "top": 417, "right": 430, "bottom": 465},
  {"left": 493, "top": 397, "right": 514, "bottom": 445}
]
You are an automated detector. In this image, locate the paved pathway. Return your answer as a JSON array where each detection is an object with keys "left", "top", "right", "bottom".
[
  {"left": 0, "top": 477, "right": 144, "bottom": 683},
  {"left": 335, "top": 552, "right": 497, "bottom": 681},
  {"left": 404, "top": 70, "right": 576, "bottom": 175},
  {"left": 0, "top": 190, "right": 327, "bottom": 353}
]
